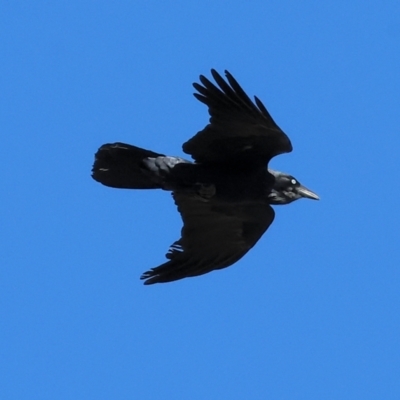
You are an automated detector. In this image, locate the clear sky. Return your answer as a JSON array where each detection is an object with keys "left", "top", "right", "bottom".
[{"left": 1, "top": 1, "right": 399, "bottom": 399}]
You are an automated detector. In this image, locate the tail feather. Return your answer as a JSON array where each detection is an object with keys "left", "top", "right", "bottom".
[{"left": 92, "top": 143, "right": 164, "bottom": 189}]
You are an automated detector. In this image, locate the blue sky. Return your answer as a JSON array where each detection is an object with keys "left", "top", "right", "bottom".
[{"left": 1, "top": 1, "right": 399, "bottom": 399}]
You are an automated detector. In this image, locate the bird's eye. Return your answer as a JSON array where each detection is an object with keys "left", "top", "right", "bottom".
[{"left": 291, "top": 179, "right": 297, "bottom": 185}]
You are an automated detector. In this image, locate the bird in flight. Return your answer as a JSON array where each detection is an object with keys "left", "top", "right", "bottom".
[{"left": 92, "top": 69, "right": 319, "bottom": 285}]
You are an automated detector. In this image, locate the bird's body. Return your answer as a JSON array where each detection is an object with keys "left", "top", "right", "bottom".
[{"left": 92, "top": 70, "right": 318, "bottom": 284}]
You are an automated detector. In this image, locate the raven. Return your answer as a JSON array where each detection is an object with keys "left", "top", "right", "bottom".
[{"left": 92, "top": 70, "right": 319, "bottom": 285}]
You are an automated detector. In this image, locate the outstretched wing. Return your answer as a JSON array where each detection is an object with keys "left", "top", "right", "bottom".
[
  {"left": 141, "top": 191, "right": 275, "bottom": 284},
  {"left": 183, "top": 69, "right": 292, "bottom": 167}
]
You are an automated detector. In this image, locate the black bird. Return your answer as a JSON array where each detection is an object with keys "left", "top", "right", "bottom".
[{"left": 92, "top": 70, "right": 319, "bottom": 285}]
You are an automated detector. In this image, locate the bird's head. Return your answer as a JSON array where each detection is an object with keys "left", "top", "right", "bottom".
[{"left": 268, "top": 170, "right": 319, "bottom": 205}]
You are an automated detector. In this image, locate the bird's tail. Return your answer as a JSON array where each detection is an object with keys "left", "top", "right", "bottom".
[{"left": 92, "top": 142, "right": 165, "bottom": 189}]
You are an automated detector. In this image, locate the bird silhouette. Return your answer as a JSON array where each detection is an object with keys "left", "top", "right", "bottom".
[{"left": 92, "top": 70, "right": 319, "bottom": 284}]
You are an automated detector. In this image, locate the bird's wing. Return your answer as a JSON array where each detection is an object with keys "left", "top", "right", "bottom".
[
  {"left": 141, "top": 191, "right": 275, "bottom": 284},
  {"left": 183, "top": 69, "right": 293, "bottom": 166}
]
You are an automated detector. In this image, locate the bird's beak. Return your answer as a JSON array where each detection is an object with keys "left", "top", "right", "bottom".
[{"left": 296, "top": 184, "right": 319, "bottom": 200}]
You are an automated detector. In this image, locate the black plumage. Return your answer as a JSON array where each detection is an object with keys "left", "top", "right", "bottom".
[{"left": 92, "top": 70, "right": 319, "bottom": 285}]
